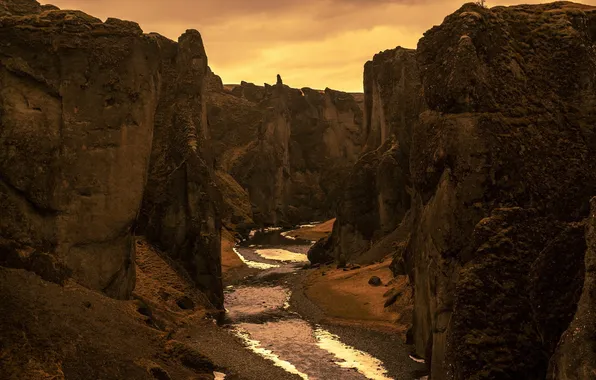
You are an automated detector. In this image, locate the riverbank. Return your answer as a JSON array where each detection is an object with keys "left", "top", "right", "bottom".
[
  {"left": 221, "top": 228, "right": 258, "bottom": 284},
  {"left": 284, "top": 261, "right": 425, "bottom": 379},
  {"left": 282, "top": 219, "right": 335, "bottom": 241},
  {"left": 299, "top": 261, "right": 412, "bottom": 335},
  {"left": 215, "top": 227, "right": 426, "bottom": 379}
]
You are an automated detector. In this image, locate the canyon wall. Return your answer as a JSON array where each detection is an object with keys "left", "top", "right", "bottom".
[
  {"left": 324, "top": 2, "right": 596, "bottom": 379},
  {"left": 327, "top": 47, "right": 426, "bottom": 265},
  {"left": 0, "top": 0, "right": 223, "bottom": 306},
  {"left": 208, "top": 74, "right": 364, "bottom": 226},
  {"left": 139, "top": 32, "right": 223, "bottom": 308},
  {"left": 0, "top": 3, "right": 161, "bottom": 299}
]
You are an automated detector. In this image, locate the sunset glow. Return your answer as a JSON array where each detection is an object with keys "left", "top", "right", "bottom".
[{"left": 44, "top": 0, "right": 596, "bottom": 91}]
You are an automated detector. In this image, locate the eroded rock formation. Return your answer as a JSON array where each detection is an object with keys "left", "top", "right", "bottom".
[
  {"left": 331, "top": 47, "right": 425, "bottom": 264},
  {"left": 0, "top": 3, "right": 161, "bottom": 299},
  {"left": 324, "top": 2, "right": 596, "bottom": 379},
  {"left": 0, "top": 0, "right": 223, "bottom": 308},
  {"left": 208, "top": 74, "right": 365, "bottom": 226},
  {"left": 139, "top": 31, "right": 223, "bottom": 308}
]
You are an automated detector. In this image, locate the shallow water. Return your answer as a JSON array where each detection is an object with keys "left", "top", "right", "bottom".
[
  {"left": 220, "top": 229, "right": 401, "bottom": 379},
  {"left": 255, "top": 248, "right": 309, "bottom": 262}
]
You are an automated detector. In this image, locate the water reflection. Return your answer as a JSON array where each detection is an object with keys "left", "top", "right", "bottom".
[
  {"left": 232, "top": 247, "right": 280, "bottom": 269},
  {"left": 224, "top": 228, "right": 397, "bottom": 380},
  {"left": 314, "top": 328, "right": 393, "bottom": 380},
  {"left": 255, "top": 248, "right": 309, "bottom": 262},
  {"left": 224, "top": 284, "right": 393, "bottom": 380},
  {"left": 241, "top": 229, "right": 313, "bottom": 248}
]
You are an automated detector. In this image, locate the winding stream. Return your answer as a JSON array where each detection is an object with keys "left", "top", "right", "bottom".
[{"left": 218, "top": 228, "right": 427, "bottom": 380}]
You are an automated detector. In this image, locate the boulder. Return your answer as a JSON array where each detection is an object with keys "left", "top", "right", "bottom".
[
  {"left": 307, "top": 235, "right": 334, "bottom": 265},
  {"left": 368, "top": 276, "right": 382, "bottom": 286}
]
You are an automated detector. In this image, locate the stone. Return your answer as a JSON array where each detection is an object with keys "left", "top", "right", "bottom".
[
  {"left": 368, "top": 276, "right": 382, "bottom": 286},
  {"left": 384, "top": 292, "right": 400, "bottom": 308},
  {"left": 307, "top": 235, "right": 334, "bottom": 265}
]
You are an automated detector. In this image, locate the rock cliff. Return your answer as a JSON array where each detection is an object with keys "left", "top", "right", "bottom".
[
  {"left": 330, "top": 47, "right": 425, "bottom": 264},
  {"left": 208, "top": 75, "right": 364, "bottom": 226},
  {"left": 324, "top": 2, "right": 596, "bottom": 379},
  {"left": 0, "top": 2, "right": 161, "bottom": 299},
  {"left": 138, "top": 32, "right": 223, "bottom": 308},
  {"left": 0, "top": 0, "right": 223, "bottom": 307}
]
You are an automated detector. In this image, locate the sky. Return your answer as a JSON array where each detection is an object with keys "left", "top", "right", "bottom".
[{"left": 44, "top": 0, "right": 596, "bottom": 92}]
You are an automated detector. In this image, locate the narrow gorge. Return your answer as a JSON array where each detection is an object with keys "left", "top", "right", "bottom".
[{"left": 1, "top": 1, "right": 596, "bottom": 380}]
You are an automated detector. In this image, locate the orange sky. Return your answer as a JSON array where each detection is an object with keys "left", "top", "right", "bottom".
[{"left": 44, "top": 0, "right": 596, "bottom": 92}]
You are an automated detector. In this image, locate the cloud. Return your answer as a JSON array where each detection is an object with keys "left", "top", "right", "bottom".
[{"left": 45, "top": 0, "right": 596, "bottom": 92}]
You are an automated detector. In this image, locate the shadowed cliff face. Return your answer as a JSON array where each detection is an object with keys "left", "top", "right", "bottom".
[
  {"left": 139, "top": 31, "right": 224, "bottom": 308},
  {"left": 330, "top": 47, "right": 426, "bottom": 265},
  {"left": 325, "top": 2, "right": 596, "bottom": 379},
  {"left": 208, "top": 75, "right": 364, "bottom": 226},
  {"left": 0, "top": 0, "right": 223, "bottom": 307},
  {"left": 0, "top": 2, "right": 161, "bottom": 299}
]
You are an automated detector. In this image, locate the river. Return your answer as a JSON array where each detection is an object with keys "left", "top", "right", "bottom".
[{"left": 215, "top": 227, "right": 428, "bottom": 380}]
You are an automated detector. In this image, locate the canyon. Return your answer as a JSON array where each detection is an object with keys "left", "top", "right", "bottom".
[{"left": 1, "top": 0, "right": 596, "bottom": 380}]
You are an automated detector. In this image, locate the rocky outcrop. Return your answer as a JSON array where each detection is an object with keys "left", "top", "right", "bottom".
[
  {"left": 327, "top": 2, "right": 596, "bottom": 379},
  {"left": 138, "top": 32, "right": 223, "bottom": 308},
  {"left": 0, "top": 1, "right": 161, "bottom": 299},
  {"left": 208, "top": 75, "right": 364, "bottom": 226},
  {"left": 548, "top": 197, "right": 596, "bottom": 379},
  {"left": 0, "top": 0, "right": 223, "bottom": 308}
]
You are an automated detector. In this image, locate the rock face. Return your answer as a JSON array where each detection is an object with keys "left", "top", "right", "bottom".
[
  {"left": 208, "top": 75, "right": 364, "bottom": 226},
  {"left": 0, "top": 1, "right": 161, "bottom": 299},
  {"left": 0, "top": 0, "right": 223, "bottom": 307},
  {"left": 326, "top": 2, "right": 596, "bottom": 379},
  {"left": 138, "top": 31, "right": 223, "bottom": 308},
  {"left": 330, "top": 47, "right": 425, "bottom": 264}
]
